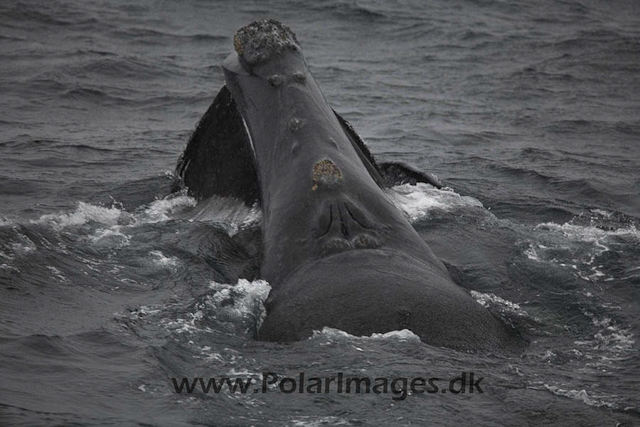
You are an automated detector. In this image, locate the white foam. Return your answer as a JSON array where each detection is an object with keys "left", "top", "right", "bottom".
[
  {"left": 149, "top": 250, "right": 180, "bottom": 269},
  {"left": 389, "top": 183, "right": 483, "bottom": 221},
  {"left": 312, "top": 326, "right": 420, "bottom": 342},
  {"left": 46, "top": 265, "right": 66, "bottom": 282},
  {"left": 31, "top": 194, "right": 200, "bottom": 232},
  {"left": 470, "top": 291, "right": 527, "bottom": 316},
  {"left": 0, "top": 232, "right": 37, "bottom": 270},
  {"left": 207, "top": 279, "right": 271, "bottom": 326},
  {"left": 535, "top": 221, "right": 639, "bottom": 242},
  {"left": 225, "top": 368, "right": 262, "bottom": 378},
  {"left": 139, "top": 195, "right": 197, "bottom": 223},
  {"left": 11, "top": 233, "right": 37, "bottom": 255},
  {"left": 576, "top": 310, "right": 636, "bottom": 361},
  {"left": 590, "top": 208, "right": 613, "bottom": 219},
  {"left": 586, "top": 313, "right": 634, "bottom": 354},
  {"left": 530, "top": 220, "right": 639, "bottom": 282},
  {"left": 289, "top": 416, "right": 352, "bottom": 427},
  {"left": 524, "top": 244, "right": 546, "bottom": 262},
  {"left": 162, "top": 309, "right": 209, "bottom": 335},
  {"left": 128, "top": 305, "right": 162, "bottom": 317},
  {"left": 32, "top": 202, "right": 124, "bottom": 230},
  {"left": 91, "top": 226, "right": 131, "bottom": 248},
  {"left": 200, "top": 351, "right": 225, "bottom": 363},
  {"left": 544, "top": 385, "right": 616, "bottom": 408},
  {"left": 369, "top": 329, "right": 421, "bottom": 340},
  {"left": 187, "top": 195, "right": 261, "bottom": 236},
  {"left": 158, "top": 279, "right": 270, "bottom": 337}
]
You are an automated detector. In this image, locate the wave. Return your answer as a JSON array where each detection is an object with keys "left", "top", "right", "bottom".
[
  {"left": 32, "top": 202, "right": 124, "bottom": 231},
  {"left": 119, "top": 278, "right": 270, "bottom": 339},
  {"left": 0, "top": 3, "right": 98, "bottom": 29},
  {"left": 0, "top": 33, "right": 26, "bottom": 41},
  {"left": 543, "top": 385, "right": 617, "bottom": 409},
  {"left": 525, "top": 210, "right": 639, "bottom": 283},
  {"left": 26, "top": 194, "right": 202, "bottom": 233},
  {"left": 390, "top": 183, "right": 484, "bottom": 220},
  {"left": 62, "top": 87, "right": 123, "bottom": 104},
  {"left": 109, "top": 26, "right": 227, "bottom": 45},
  {"left": 77, "top": 57, "right": 170, "bottom": 80},
  {"left": 311, "top": 0, "right": 389, "bottom": 20}
]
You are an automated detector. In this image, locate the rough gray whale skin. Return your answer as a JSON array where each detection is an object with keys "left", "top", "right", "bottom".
[{"left": 177, "top": 19, "right": 522, "bottom": 352}]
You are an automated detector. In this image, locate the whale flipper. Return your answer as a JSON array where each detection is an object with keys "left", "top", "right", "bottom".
[
  {"left": 378, "top": 161, "right": 444, "bottom": 188},
  {"left": 332, "top": 111, "right": 386, "bottom": 189},
  {"left": 176, "top": 85, "right": 259, "bottom": 205}
]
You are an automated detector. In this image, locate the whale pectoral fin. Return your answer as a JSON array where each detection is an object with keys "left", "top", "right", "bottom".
[
  {"left": 333, "top": 110, "right": 387, "bottom": 189},
  {"left": 378, "top": 161, "right": 444, "bottom": 189},
  {"left": 175, "top": 85, "right": 260, "bottom": 206},
  {"left": 333, "top": 110, "right": 444, "bottom": 189}
]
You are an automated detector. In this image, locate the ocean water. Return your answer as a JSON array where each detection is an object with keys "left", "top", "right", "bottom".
[{"left": 1, "top": 0, "right": 639, "bottom": 426}]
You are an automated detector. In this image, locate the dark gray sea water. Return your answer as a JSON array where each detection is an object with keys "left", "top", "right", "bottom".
[{"left": 1, "top": 1, "right": 639, "bottom": 426}]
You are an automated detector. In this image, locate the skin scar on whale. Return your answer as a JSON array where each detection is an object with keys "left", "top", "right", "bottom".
[{"left": 312, "top": 159, "right": 343, "bottom": 191}]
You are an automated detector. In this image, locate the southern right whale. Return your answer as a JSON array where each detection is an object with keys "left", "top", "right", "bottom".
[{"left": 176, "top": 19, "right": 522, "bottom": 352}]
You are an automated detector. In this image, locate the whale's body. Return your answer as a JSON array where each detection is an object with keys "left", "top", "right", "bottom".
[{"left": 177, "top": 20, "right": 521, "bottom": 351}]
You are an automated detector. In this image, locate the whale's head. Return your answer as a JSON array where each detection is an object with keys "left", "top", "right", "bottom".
[
  {"left": 228, "top": 19, "right": 300, "bottom": 72},
  {"left": 221, "top": 19, "right": 308, "bottom": 114}
]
